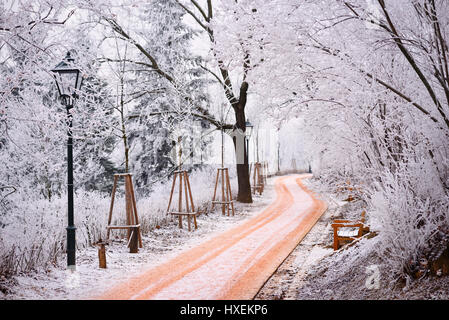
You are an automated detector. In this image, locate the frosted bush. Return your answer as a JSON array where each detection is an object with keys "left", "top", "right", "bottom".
[{"left": 369, "top": 167, "right": 449, "bottom": 282}]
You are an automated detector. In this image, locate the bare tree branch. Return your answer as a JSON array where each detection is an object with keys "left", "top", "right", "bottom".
[
  {"left": 0, "top": 8, "right": 75, "bottom": 32},
  {"left": 377, "top": 0, "right": 449, "bottom": 129},
  {"left": 174, "top": 0, "right": 209, "bottom": 31},
  {"left": 191, "top": 0, "right": 209, "bottom": 22}
]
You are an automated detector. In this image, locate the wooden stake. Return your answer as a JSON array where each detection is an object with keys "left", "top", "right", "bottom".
[
  {"left": 252, "top": 162, "right": 264, "bottom": 195},
  {"left": 98, "top": 243, "right": 106, "bottom": 269},
  {"left": 226, "top": 169, "right": 235, "bottom": 216},
  {"left": 125, "top": 176, "right": 132, "bottom": 239},
  {"left": 178, "top": 171, "right": 183, "bottom": 228},
  {"left": 106, "top": 175, "right": 118, "bottom": 240},
  {"left": 167, "top": 173, "right": 177, "bottom": 214},
  {"left": 129, "top": 227, "right": 139, "bottom": 253},
  {"left": 127, "top": 175, "right": 142, "bottom": 248},
  {"left": 212, "top": 169, "right": 219, "bottom": 209},
  {"left": 221, "top": 168, "right": 225, "bottom": 215},
  {"left": 185, "top": 172, "right": 195, "bottom": 212}
]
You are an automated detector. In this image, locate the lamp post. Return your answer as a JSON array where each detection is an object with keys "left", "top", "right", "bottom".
[
  {"left": 51, "top": 51, "right": 84, "bottom": 270},
  {"left": 244, "top": 119, "right": 254, "bottom": 165}
]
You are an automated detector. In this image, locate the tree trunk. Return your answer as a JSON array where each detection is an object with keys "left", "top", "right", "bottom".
[
  {"left": 233, "top": 97, "right": 252, "bottom": 203},
  {"left": 236, "top": 161, "right": 252, "bottom": 203}
]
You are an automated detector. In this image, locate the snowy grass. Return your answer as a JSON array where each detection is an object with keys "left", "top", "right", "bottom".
[
  {"left": 0, "top": 166, "right": 238, "bottom": 278},
  {"left": 1, "top": 176, "right": 276, "bottom": 300}
]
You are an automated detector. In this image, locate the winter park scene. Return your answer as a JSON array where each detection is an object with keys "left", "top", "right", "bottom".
[{"left": 1, "top": 0, "right": 449, "bottom": 304}]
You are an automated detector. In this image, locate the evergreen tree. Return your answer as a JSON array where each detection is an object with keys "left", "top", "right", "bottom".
[{"left": 127, "top": 0, "right": 211, "bottom": 193}]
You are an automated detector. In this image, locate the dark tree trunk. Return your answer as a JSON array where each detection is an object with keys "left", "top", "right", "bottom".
[
  {"left": 236, "top": 160, "right": 252, "bottom": 203},
  {"left": 232, "top": 82, "right": 252, "bottom": 203}
]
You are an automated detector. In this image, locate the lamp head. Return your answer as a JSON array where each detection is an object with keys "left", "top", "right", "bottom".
[
  {"left": 51, "top": 51, "right": 83, "bottom": 108},
  {"left": 245, "top": 119, "right": 254, "bottom": 138}
]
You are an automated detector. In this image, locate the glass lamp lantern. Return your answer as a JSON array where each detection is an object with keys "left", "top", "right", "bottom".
[
  {"left": 245, "top": 119, "right": 254, "bottom": 138},
  {"left": 51, "top": 51, "right": 83, "bottom": 108}
]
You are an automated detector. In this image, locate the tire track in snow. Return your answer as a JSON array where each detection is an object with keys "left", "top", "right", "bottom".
[{"left": 95, "top": 174, "right": 327, "bottom": 300}]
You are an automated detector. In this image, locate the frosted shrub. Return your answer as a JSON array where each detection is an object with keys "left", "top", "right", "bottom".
[
  {"left": 370, "top": 165, "right": 449, "bottom": 283},
  {"left": 0, "top": 190, "right": 111, "bottom": 276},
  {"left": 74, "top": 190, "right": 112, "bottom": 246},
  {"left": 0, "top": 193, "right": 66, "bottom": 276}
]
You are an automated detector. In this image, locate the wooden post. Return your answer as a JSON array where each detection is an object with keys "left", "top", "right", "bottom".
[
  {"left": 106, "top": 175, "right": 118, "bottom": 241},
  {"left": 125, "top": 176, "right": 132, "bottom": 239},
  {"left": 212, "top": 169, "right": 219, "bottom": 208},
  {"left": 166, "top": 173, "right": 177, "bottom": 214},
  {"left": 225, "top": 168, "right": 235, "bottom": 216},
  {"left": 252, "top": 162, "right": 264, "bottom": 195},
  {"left": 129, "top": 226, "right": 139, "bottom": 253},
  {"left": 127, "top": 175, "right": 142, "bottom": 247},
  {"left": 178, "top": 169, "right": 183, "bottom": 228},
  {"left": 221, "top": 168, "right": 226, "bottom": 214},
  {"left": 98, "top": 242, "right": 106, "bottom": 269},
  {"left": 333, "top": 225, "right": 339, "bottom": 250},
  {"left": 185, "top": 172, "right": 197, "bottom": 228},
  {"left": 185, "top": 171, "right": 195, "bottom": 213}
]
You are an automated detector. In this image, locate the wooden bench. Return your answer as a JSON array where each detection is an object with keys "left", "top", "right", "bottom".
[
  {"left": 336, "top": 180, "right": 363, "bottom": 202},
  {"left": 332, "top": 211, "right": 370, "bottom": 250}
]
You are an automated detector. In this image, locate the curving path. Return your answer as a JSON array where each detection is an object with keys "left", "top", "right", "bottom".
[{"left": 95, "top": 174, "right": 327, "bottom": 300}]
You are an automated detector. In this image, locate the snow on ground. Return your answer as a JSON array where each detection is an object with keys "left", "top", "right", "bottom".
[
  {"left": 256, "top": 176, "right": 449, "bottom": 300},
  {"left": 4, "top": 174, "right": 447, "bottom": 300},
  {"left": 97, "top": 174, "right": 325, "bottom": 300},
  {"left": 1, "top": 178, "right": 277, "bottom": 300},
  {"left": 255, "top": 178, "right": 338, "bottom": 300}
]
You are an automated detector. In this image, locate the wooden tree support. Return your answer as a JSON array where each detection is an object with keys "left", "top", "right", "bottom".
[
  {"left": 252, "top": 162, "right": 264, "bottom": 195},
  {"left": 106, "top": 173, "right": 143, "bottom": 252},
  {"left": 211, "top": 167, "right": 235, "bottom": 216},
  {"left": 262, "top": 161, "right": 268, "bottom": 184},
  {"left": 166, "top": 170, "right": 198, "bottom": 231}
]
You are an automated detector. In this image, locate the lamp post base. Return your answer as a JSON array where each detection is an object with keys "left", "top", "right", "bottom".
[
  {"left": 67, "top": 264, "right": 76, "bottom": 271},
  {"left": 66, "top": 226, "right": 76, "bottom": 268}
]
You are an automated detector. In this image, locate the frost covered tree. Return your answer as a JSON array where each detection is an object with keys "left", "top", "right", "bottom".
[
  {"left": 126, "top": 0, "right": 211, "bottom": 191},
  {"left": 173, "top": 0, "right": 268, "bottom": 203},
  {"left": 0, "top": 0, "right": 120, "bottom": 274},
  {"left": 203, "top": 0, "right": 449, "bottom": 281},
  {"left": 243, "top": 0, "right": 449, "bottom": 281},
  {"left": 78, "top": 0, "right": 213, "bottom": 192},
  {"left": 0, "top": 1, "right": 74, "bottom": 202}
]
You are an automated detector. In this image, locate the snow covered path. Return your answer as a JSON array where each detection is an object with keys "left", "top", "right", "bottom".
[{"left": 95, "top": 174, "right": 327, "bottom": 300}]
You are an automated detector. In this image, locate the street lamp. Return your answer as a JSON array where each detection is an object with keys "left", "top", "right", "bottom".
[
  {"left": 51, "top": 51, "right": 84, "bottom": 270},
  {"left": 244, "top": 119, "right": 253, "bottom": 164}
]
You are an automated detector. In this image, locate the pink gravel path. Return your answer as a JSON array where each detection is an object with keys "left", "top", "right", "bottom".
[{"left": 95, "top": 174, "right": 327, "bottom": 300}]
